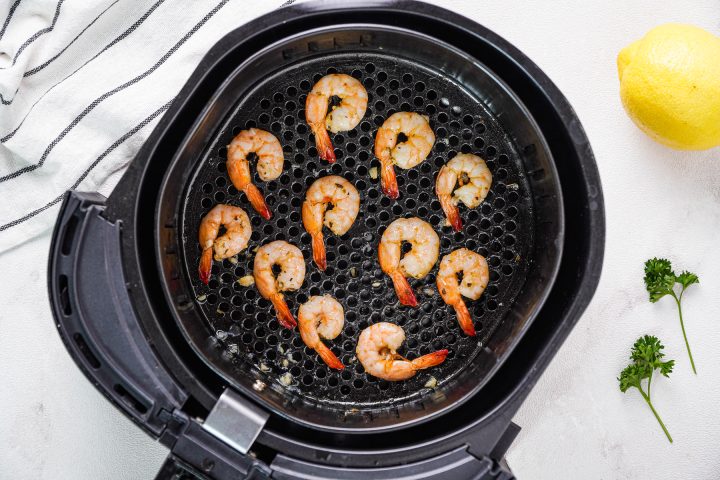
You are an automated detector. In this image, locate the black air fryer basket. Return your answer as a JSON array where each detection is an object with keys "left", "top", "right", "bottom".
[{"left": 48, "top": 2, "right": 604, "bottom": 479}]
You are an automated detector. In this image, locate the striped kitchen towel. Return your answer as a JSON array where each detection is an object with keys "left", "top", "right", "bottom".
[{"left": 0, "top": 0, "right": 296, "bottom": 253}]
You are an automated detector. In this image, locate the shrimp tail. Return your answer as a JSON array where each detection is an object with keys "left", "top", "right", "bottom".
[
  {"left": 439, "top": 196, "right": 462, "bottom": 232},
  {"left": 380, "top": 158, "right": 399, "bottom": 199},
  {"left": 311, "top": 232, "right": 327, "bottom": 271},
  {"left": 199, "top": 247, "right": 213, "bottom": 284},
  {"left": 243, "top": 183, "right": 272, "bottom": 220},
  {"left": 412, "top": 349, "right": 449, "bottom": 370},
  {"left": 315, "top": 342, "right": 344, "bottom": 370},
  {"left": 313, "top": 126, "right": 336, "bottom": 163},
  {"left": 390, "top": 271, "right": 418, "bottom": 307},
  {"left": 453, "top": 299, "right": 476, "bottom": 336},
  {"left": 271, "top": 294, "right": 297, "bottom": 329}
]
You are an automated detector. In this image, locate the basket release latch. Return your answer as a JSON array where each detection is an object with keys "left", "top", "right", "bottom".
[{"left": 202, "top": 389, "right": 269, "bottom": 454}]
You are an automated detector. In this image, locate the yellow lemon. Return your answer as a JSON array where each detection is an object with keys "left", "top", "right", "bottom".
[{"left": 618, "top": 24, "right": 720, "bottom": 150}]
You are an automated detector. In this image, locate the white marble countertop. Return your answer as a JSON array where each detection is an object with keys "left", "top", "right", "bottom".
[{"left": 2, "top": 0, "right": 720, "bottom": 478}]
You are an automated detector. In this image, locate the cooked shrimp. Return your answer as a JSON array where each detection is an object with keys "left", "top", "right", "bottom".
[
  {"left": 305, "top": 73, "right": 368, "bottom": 163},
  {"left": 374, "top": 112, "right": 435, "bottom": 199},
  {"left": 227, "top": 128, "right": 284, "bottom": 220},
  {"left": 198, "top": 204, "right": 251, "bottom": 284},
  {"left": 302, "top": 175, "right": 360, "bottom": 270},
  {"left": 378, "top": 218, "right": 440, "bottom": 307},
  {"left": 436, "top": 154, "right": 493, "bottom": 231},
  {"left": 253, "top": 240, "right": 305, "bottom": 329},
  {"left": 298, "top": 295, "right": 345, "bottom": 370},
  {"left": 437, "top": 248, "right": 489, "bottom": 336},
  {"left": 356, "top": 322, "right": 448, "bottom": 381}
]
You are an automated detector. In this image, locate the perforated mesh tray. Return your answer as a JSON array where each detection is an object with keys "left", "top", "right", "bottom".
[
  {"left": 183, "top": 53, "right": 532, "bottom": 408},
  {"left": 159, "top": 26, "right": 563, "bottom": 431}
]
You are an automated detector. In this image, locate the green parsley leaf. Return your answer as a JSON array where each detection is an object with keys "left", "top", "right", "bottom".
[
  {"left": 643, "top": 258, "right": 676, "bottom": 303},
  {"left": 618, "top": 363, "right": 643, "bottom": 393},
  {"left": 676, "top": 271, "right": 699, "bottom": 290},
  {"left": 618, "top": 335, "right": 674, "bottom": 442},
  {"left": 643, "top": 258, "right": 699, "bottom": 374}
]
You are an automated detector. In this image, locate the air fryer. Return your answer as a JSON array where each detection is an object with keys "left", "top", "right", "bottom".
[{"left": 47, "top": 2, "right": 604, "bottom": 479}]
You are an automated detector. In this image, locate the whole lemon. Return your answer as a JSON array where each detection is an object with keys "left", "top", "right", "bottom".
[{"left": 618, "top": 24, "right": 720, "bottom": 150}]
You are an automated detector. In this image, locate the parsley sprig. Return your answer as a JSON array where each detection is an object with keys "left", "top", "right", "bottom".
[
  {"left": 618, "top": 335, "right": 675, "bottom": 442},
  {"left": 644, "top": 258, "right": 699, "bottom": 374}
]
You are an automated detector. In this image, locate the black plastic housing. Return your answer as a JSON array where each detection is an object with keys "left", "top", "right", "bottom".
[{"left": 47, "top": 1, "right": 604, "bottom": 478}]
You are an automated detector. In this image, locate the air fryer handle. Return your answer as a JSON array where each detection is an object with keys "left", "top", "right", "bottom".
[
  {"left": 155, "top": 455, "right": 212, "bottom": 480},
  {"left": 47, "top": 191, "right": 188, "bottom": 438},
  {"left": 154, "top": 454, "right": 269, "bottom": 480}
]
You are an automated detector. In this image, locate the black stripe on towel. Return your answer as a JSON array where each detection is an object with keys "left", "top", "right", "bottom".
[
  {"left": 1, "top": 0, "right": 166, "bottom": 107},
  {"left": 0, "top": 0, "right": 65, "bottom": 70},
  {"left": 0, "top": 0, "right": 22, "bottom": 42},
  {"left": 24, "top": 0, "right": 120, "bottom": 77},
  {"left": 0, "top": 101, "right": 171, "bottom": 231},
  {"left": 0, "top": 0, "right": 229, "bottom": 182}
]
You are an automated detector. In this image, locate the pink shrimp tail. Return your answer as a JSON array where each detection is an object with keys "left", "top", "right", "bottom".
[
  {"left": 198, "top": 248, "right": 213, "bottom": 284},
  {"left": 439, "top": 196, "right": 462, "bottom": 231},
  {"left": 390, "top": 271, "right": 418, "bottom": 307},
  {"left": 453, "top": 299, "right": 476, "bottom": 336},
  {"left": 412, "top": 349, "right": 449, "bottom": 370},
  {"left": 271, "top": 294, "right": 297, "bottom": 329},
  {"left": 243, "top": 183, "right": 272, "bottom": 220},
  {"left": 315, "top": 342, "right": 344, "bottom": 370},
  {"left": 313, "top": 126, "right": 336, "bottom": 163},
  {"left": 311, "top": 232, "right": 327, "bottom": 271},
  {"left": 380, "top": 159, "right": 399, "bottom": 199}
]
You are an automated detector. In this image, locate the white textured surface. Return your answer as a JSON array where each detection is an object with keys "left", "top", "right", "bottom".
[{"left": 2, "top": 0, "right": 720, "bottom": 478}]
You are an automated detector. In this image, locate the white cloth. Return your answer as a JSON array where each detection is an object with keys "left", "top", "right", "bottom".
[
  {"left": 3, "top": 1, "right": 720, "bottom": 479},
  {"left": 0, "top": 0, "right": 292, "bottom": 253}
]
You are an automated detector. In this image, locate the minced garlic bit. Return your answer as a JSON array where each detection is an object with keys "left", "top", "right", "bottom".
[
  {"left": 371, "top": 281, "right": 381, "bottom": 287},
  {"left": 259, "top": 363, "right": 271, "bottom": 372},
  {"left": 196, "top": 294, "right": 207, "bottom": 303},
  {"left": 282, "top": 359, "right": 290, "bottom": 368},
  {"left": 423, "top": 288, "right": 435, "bottom": 296},
  {"left": 227, "top": 256, "right": 238, "bottom": 265},
  {"left": 369, "top": 167, "right": 379, "bottom": 179},
  {"left": 349, "top": 267, "right": 358, "bottom": 278},
  {"left": 424, "top": 376, "right": 437, "bottom": 389},
  {"left": 253, "top": 379, "right": 266, "bottom": 392},
  {"left": 279, "top": 373, "right": 293, "bottom": 386},
  {"left": 237, "top": 275, "right": 255, "bottom": 287}
]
